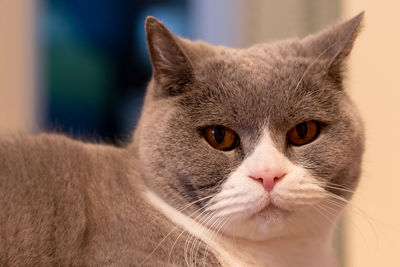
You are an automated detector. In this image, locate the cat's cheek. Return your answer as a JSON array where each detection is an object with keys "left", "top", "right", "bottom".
[
  {"left": 208, "top": 165, "right": 268, "bottom": 218},
  {"left": 271, "top": 167, "right": 326, "bottom": 210}
]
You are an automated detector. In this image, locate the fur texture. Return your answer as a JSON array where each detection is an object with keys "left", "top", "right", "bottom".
[{"left": 0, "top": 13, "right": 365, "bottom": 266}]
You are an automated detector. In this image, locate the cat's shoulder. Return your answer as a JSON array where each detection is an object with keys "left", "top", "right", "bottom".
[
  {"left": 0, "top": 133, "right": 80, "bottom": 166},
  {"left": 0, "top": 132, "right": 129, "bottom": 182},
  {"left": 0, "top": 132, "right": 125, "bottom": 158},
  {"left": 0, "top": 132, "right": 89, "bottom": 153}
]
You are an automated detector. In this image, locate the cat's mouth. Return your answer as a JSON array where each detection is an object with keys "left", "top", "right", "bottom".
[
  {"left": 254, "top": 202, "right": 290, "bottom": 221},
  {"left": 263, "top": 202, "right": 288, "bottom": 213},
  {"left": 263, "top": 203, "right": 281, "bottom": 212}
]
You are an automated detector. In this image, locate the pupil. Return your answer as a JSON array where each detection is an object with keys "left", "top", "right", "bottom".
[
  {"left": 296, "top": 122, "right": 308, "bottom": 139},
  {"left": 212, "top": 126, "right": 225, "bottom": 144}
]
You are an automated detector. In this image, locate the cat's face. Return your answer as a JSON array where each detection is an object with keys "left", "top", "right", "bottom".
[{"left": 136, "top": 14, "right": 364, "bottom": 240}]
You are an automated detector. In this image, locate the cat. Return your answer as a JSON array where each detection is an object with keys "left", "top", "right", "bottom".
[{"left": 0, "top": 12, "right": 365, "bottom": 267}]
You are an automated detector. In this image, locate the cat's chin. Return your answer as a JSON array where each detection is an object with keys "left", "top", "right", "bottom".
[
  {"left": 219, "top": 204, "right": 293, "bottom": 241},
  {"left": 254, "top": 203, "right": 289, "bottom": 221}
]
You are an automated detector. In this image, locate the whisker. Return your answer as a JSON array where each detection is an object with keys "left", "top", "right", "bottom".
[
  {"left": 311, "top": 205, "right": 337, "bottom": 225},
  {"left": 318, "top": 201, "right": 373, "bottom": 252},
  {"left": 189, "top": 211, "right": 219, "bottom": 265},
  {"left": 183, "top": 204, "right": 216, "bottom": 266},
  {"left": 202, "top": 217, "right": 231, "bottom": 266},
  {"left": 317, "top": 201, "right": 342, "bottom": 218},
  {"left": 183, "top": 199, "right": 223, "bottom": 266},
  {"left": 206, "top": 195, "right": 257, "bottom": 212},
  {"left": 323, "top": 193, "right": 382, "bottom": 248},
  {"left": 320, "top": 198, "right": 346, "bottom": 209},
  {"left": 193, "top": 215, "right": 224, "bottom": 266},
  {"left": 322, "top": 193, "right": 378, "bottom": 224},
  {"left": 177, "top": 194, "right": 216, "bottom": 214},
  {"left": 143, "top": 195, "right": 215, "bottom": 265},
  {"left": 324, "top": 181, "right": 352, "bottom": 186},
  {"left": 141, "top": 223, "right": 183, "bottom": 265},
  {"left": 321, "top": 191, "right": 386, "bottom": 251},
  {"left": 312, "top": 180, "right": 357, "bottom": 194},
  {"left": 168, "top": 204, "right": 213, "bottom": 265},
  {"left": 323, "top": 184, "right": 356, "bottom": 194},
  {"left": 324, "top": 181, "right": 358, "bottom": 190},
  {"left": 167, "top": 227, "right": 187, "bottom": 265}
]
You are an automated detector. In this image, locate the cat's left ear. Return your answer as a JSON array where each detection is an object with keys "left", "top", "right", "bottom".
[
  {"left": 145, "top": 17, "right": 194, "bottom": 96},
  {"left": 302, "top": 12, "right": 364, "bottom": 82}
]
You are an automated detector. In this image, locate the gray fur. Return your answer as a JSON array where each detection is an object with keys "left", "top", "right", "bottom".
[
  {"left": 0, "top": 13, "right": 364, "bottom": 266},
  {"left": 0, "top": 134, "right": 219, "bottom": 266}
]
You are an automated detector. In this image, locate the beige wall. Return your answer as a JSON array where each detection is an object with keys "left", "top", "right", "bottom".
[
  {"left": 0, "top": 0, "right": 36, "bottom": 132},
  {"left": 240, "top": 0, "right": 340, "bottom": 46},
  {"left": 343, "top": 1, "right": 400, "bottom": 266}
]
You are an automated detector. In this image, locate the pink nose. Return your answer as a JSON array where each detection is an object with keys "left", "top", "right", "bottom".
[{"left": 250, "top": 170, "right": 286, "bottom": 192}]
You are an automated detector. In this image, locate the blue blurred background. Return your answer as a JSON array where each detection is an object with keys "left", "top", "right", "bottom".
[
  {"left": 43, "top": 0, "right": 190, "bottom": 143},
  {"left": 40, "top": 0, "right": 339, "bottom": 144}
]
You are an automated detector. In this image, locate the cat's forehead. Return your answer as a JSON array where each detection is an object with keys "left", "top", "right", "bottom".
[
  {"left": 196, "top": 44, "right": 322, "bottom": 96},
  {"left": 189, "top": 47, "right": 342, "bottom": 130}
]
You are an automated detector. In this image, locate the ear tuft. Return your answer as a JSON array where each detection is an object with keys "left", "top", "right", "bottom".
[
  {"left": 145, "top": 16, "right": 193, "bottom": 96},
  {"left": 302, "top": 12, "right": 364, "bottom": 82}
]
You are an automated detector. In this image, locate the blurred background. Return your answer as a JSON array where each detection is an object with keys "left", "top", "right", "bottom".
[{"left": 0, "top": 0, "right": 399, "bottom": 266}]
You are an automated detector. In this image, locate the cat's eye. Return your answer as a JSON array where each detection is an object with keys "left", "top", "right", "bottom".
[
  {"left": 287, "top": 120, "right": 320, "bottom": 146},
  {"left": 203, "top": 125, "right": 240, "bottom": 151}
]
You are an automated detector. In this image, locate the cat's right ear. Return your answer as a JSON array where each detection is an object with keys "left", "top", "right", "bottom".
[
  {"left": 145, "top": 17, "right": 194, "bottom": 97},
  {"left": 301, "top": 12, "right": 364, "bottom": 83}
]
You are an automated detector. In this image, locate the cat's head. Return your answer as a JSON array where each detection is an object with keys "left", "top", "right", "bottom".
[{"left": 134, "top": 13, "right": 365, "bottom": 240}]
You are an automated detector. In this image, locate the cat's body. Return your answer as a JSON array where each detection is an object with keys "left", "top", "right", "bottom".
[
  {"left": 0, "top": 13, "right": 365, "bottom": 266},
  {"left": 0, "top": 134, "right": 227, "bottom": 266},
  {"left": 0, "top": 135, "right": 336, "bottom": 267},
  {"left": 0, "top": 134, "right": 219, "bottom": 266}
]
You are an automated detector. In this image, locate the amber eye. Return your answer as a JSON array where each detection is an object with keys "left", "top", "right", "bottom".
[
  {"left": 287, "top": 120, "right": 320, "bottom": 146},
  {"left": 203, "top": 125, "right": 240, "bottom": 151}
]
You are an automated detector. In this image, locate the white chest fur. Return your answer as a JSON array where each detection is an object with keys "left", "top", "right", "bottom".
[{"left": 145, "top": 190, "right": 339, "bottom": 267}]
